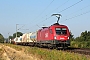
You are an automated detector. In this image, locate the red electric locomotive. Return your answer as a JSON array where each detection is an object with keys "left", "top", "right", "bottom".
[{"left": 36, "top": 14, "right": 70, "bottom": 48}]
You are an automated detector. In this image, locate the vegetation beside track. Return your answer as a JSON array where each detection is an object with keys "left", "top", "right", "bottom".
[
  {"left": 71, "top": 41, "right": 90, "bottom": 48},
  {"left": 70, "top": 30, "right": 90, "bottom": 48},
  {"left": 4, "top": 43, "right": 89, "bottom": 60}
]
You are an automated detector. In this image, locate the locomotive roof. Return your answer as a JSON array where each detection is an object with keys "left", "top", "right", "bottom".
[
  {"left": 38, "top": 23, "right": 67, "bottom": 31},
  {"left": 53, "top": 23, "right": 60, "bottom": 25},
  {"left": 51, "top": 23, "right": 67, "bottom": 27}
]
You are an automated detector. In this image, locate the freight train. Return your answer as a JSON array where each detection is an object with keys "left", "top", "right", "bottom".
[{"left": 12, "top": 14, "right": 70, "bottom": 49}]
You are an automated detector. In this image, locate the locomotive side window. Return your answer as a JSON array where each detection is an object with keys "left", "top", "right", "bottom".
[{"left": 56, "top": 28, "right": 67, "bottom": 35}]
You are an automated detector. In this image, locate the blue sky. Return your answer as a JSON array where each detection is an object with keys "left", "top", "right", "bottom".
[{"left": 0, "top": 0, "right": 90, "bottom": 38}]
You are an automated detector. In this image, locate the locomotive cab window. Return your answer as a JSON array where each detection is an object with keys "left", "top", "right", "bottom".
[{"left": 55, "top": 28, "right": 67, "bottom": 35}]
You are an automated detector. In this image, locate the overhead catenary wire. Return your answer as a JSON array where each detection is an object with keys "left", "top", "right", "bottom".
[
  {"left": 38, "top": 0, "right": 70, "bottom": 22},
  {"left": 28, "top": 0, "right": 55, "bottom": 30},
  {"left": 43, "top": 0, "right": 70, "bottom": 17},
  {"left": 52, "top": 0, "right": 70, "bottom": 12},
  {"left": 40, "top": 0, "right": 55, "bottom": 14},
  {"left": 29, "top": 0, "right": 84, "bottom": 31},
  {"left": 31, "top": 10, "right": 90, "bottom": 30},
  {"left": 38, "top": 4, "right": 90, "bottom": 26},
  {"left": 64, "top": 4, "right": 90, "bottom": 18},
  {"left": 44, "top": 10, "right": 90, "bottom": 28},
  {"left": 29, "top": 0, "right": 55, "bottom": 24},
  {"left": 58, "top": 0, "right": 83, "bottom": 13},
  {"left": 18, "top": 25, "right": 25, "bottom": 30},
  {"left": 38, "top": 0, "right": 83, "bottom": 23},
  {"left": 61, "top": 10, "right": 90, "bottom": 22},
  {"left": 29, "top": 0, "right": 71, "bottom": 28},
  {"left": 29, "top": 0, "right": 70, "bottom": 28},
  {"left": 37, "top": 0, "right": 55, "bottom": 17}
]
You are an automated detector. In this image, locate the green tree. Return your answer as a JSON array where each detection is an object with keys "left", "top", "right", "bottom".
[
  {"left": 13, "top": 32, "right": 23, "bottom": 38},
  {"left": 75, "top": 37, "right": 84, "bottom": 42},
  {"left": 0, "top": 33, "right": 4, "bottom": 43},
  {"left": 80, "top": 30, "right": 87, "bottom": 41},
  {"left": 9, "top": 36, "right": 13, "bottom": 39},
  {"left": 70, "top": 32, "right": 74, "bottom": 41},
  {"left": 80, "top": 30, "right": 90, "bottom": 41},
  {"left": 87, "top": 31, "right": 90, "bottom": 36}
]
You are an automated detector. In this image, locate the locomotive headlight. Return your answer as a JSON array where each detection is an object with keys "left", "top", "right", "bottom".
[
  {"left": 54, "top": 36, "right": 57, "bottom": 39},
  {"left": 68, "top": 37, "right": 69, "bottom": 39}
]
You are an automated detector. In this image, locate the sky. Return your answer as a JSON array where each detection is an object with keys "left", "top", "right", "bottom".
[{"left": 0, "top": 0, "right": 90, "bottom": 38}]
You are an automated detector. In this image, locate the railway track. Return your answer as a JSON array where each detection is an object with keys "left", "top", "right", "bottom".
[
  {"left": 38, "top": 46, "right": 90, "bottom": 55},
  {"left": 29, "top": 46, "right": 89, "bottom": 56},
  {"left": 21, "top": 44, "right": 90, "bottom": 56},
  {"left": 62, "top": 47, "right": 90, "bottom": 55},
  {"left": 12, "top": 43, "right": 90, "bottom": 56}
]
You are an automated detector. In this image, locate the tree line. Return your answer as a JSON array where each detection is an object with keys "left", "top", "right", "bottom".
[{"left": 0, "top": 34, "right": 4, "bottom": 43}]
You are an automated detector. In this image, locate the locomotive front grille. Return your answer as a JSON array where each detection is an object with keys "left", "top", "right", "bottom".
[{"left": 53, "top": 40, "right": 70, "bottom": 44}]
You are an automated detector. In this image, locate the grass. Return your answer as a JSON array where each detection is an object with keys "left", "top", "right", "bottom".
[
  {"left": 26, "top": 47, "right": 87, "bottom": 60},
  {"left": 3, "top": 43, "right": 89, "bottom": 60},
  {"left": 4, "top": 43, "right": 23, "bottom": 51}
]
